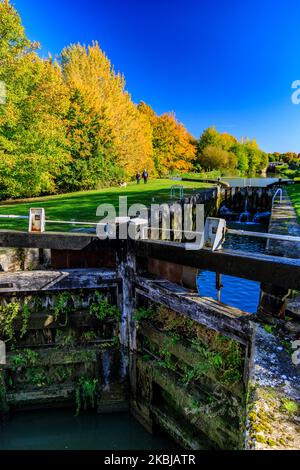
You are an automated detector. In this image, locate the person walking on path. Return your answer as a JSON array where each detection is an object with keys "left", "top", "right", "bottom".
[
  {"left": 136, "top": 172, "right": 141, "bottom": 184},
  {"left": 142, "top": 169, "right": 148, "bottom": 184}
]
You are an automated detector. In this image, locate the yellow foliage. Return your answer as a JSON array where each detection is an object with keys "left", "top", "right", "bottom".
[
  {"left": 139, "top": 105, "right": 196, "bottom": 176},
  {"left": 62, "top": 43, "right": 154, "bottom": 177}
]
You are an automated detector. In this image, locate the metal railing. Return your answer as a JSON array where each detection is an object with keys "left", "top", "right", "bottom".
[
  {"left": 272, "top": 188, "right": 283, "bottom": 204},
  {"left": 170, "top": 185, "right": 184, "bottom": 200}
]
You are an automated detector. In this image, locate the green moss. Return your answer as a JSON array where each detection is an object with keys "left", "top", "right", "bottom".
[
  {"left": 0, "top": 302, "right": 19, "bottom": 342},
  {"left": 256, "top": 434, "right": 267, "bottom": 444},
  {"left": 281, "top": 398, "right": 298, "bottom": 415},
  {"left": 263, "top": 324, "right": 275, "bottom": 334},
  {"left": 75, "top": 377, "right": 99, "bottom": 415},
  {"left": 20, "top": 300, "right": 31, "bottom": 338},
  {"left": 52, "top": 292, "right": 72, "bottom": 322},
  {"left": 247, "top": 387, "right": 297, "bottom": 449},
  {"left": 89, "top": 292, "right": 121, "bottom": 321},
  {"left": 10, "top": 348, "right": 39, "bottom": 370},
  {"left": 279, "top": 437, "right": 287, "bottom": 446},
  {"left": 134, "top": 307, "right": 155, "bottom": 322}
]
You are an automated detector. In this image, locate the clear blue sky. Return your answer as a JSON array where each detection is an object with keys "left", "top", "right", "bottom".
[{"left": 13, "top": 0, "right": 300, "bottom": 153}]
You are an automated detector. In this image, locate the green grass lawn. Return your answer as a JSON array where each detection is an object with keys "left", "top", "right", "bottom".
[
  {"left": 287, "top": 184, "right": 300, "bottom": 221},
  {"left": 0, "top": 179, "right": 212, "bottom": 232}
]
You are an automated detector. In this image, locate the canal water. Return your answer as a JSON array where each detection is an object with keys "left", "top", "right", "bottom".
[
  {"left": 220, "top": 177, "right": 284, "bottom": 187},
  {"left": 197, "top": 175, "right": 272, "bottom": 313},
  {"left": 0, "top": 410, "right": 177, "bottom": 450},
  {"left": 197, "top": 222, "right": 266, "bottom": 313}
]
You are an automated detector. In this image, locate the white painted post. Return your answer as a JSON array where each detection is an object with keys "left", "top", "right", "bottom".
[{"left": 28, "top": 208, "right": 45, "bottom": 233}]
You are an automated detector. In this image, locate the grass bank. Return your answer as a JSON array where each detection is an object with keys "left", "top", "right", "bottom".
[
  {"left": 0, "top": 179, "right": 212, "bottom": 232},
  {"left": 286, "top": 184, "right": 300, "bottom": 221}
]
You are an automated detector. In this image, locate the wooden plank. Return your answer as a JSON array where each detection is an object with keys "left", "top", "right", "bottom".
[
  {"left": 5, "top": 346, "right": 99, "bottom": 369},
  {"left": 1, "top": 231, "right": 299, "bottom": 290},
  {"left": 6, "top": 383, "right": 74, "bottom": 406},
  {"left": 134, "top": 240, "right": 300, "bottom": 290},
  {"left": 144, "top": 360, "right": 240, "bottom": 449},
  {"left": 135, "top": 276, "right": 253, "bottom": 345},
  {"left": 0, "top": 268, "right": 118, "bottom": 293},
  {"left": 11, "top": 310, "right": 116, "bottom": 331},
  {"left": 151, "top": 406, "right": 216, "bottom": 450},
  {"left": 139, "top": 322, "right": 244, "bottom": 398},
  {"left": 0, "top": 230, "right": 95, "bottom": 250},
  {"left": 0, "top": 230, "right": 117, "bottom": 251}
]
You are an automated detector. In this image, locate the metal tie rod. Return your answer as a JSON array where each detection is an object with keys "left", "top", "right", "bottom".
[
  {"left": 0, "top": 215, "right": 29, "bottom": 219},
  {"left": 45, "top": 220, "right": 99, "bottom": 226},
  {"left": 227, "top": 228, "right": 300, "bottom": 243},
  {"left": 0, "top": 215, "right": 98, "bottom": 225}
]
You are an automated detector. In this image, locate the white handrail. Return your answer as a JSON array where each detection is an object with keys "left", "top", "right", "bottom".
[
  {"left": 272, "top": 188, "right": 282, "bottom": 204},
  {"left": 170, "top": 185, "right": 184, "bottom": 199}
]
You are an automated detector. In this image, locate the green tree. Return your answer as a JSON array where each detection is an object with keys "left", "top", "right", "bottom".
[
  {"left": 231, "top": 143, "right": 249, "bottom": 174},
  {"left": 200, "top": 146, "right": 236, "bottom": 171},
  {"left": 0, "top": 1, "right": 69, "bottom": 198},
  {"left": 60, "top": 88, "right": 121, "bottom": 191},
  {"left": 243, "top": 140, "right": 267, "bottom": 176}
]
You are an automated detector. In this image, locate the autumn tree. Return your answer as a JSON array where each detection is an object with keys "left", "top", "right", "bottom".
[
  {"left": 282, "top": 152, "right": 299, "bottom": 164},
  {"left": 62, "top": 43, "right": 154, "bottom": 185},
  {"left": 0, "top": 1, "right": 71, "bottom": 198},
  {"left": 139, "top": 103, "right": 196, "bottom": 175},
  {"left": 154, "top": 113, "right": 196, "bottom": 174}
]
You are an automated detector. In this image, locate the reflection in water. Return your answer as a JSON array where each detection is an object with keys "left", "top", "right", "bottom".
[
  {"left": 197, "top": 271, "right": 260, "bottom": 313},
  {"left": 0, "top": 409, "right": 177, "bottom": 450},
  {"left": 197, "top": 222, "right": 266, "bottom": 313}
]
